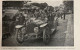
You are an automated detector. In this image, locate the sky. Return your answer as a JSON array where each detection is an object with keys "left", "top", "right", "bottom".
[{"left": 31, "top": 0, "right": 63, "bottom": 7}]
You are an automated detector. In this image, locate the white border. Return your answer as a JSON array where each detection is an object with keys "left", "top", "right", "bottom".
[{"left": 0, "top": 0, "right": 79, "bottom": 50}]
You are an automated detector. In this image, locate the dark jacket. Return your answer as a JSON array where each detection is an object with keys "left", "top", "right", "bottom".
[{"left": 18, "top": 15, "right": 25, "bottom": 25}]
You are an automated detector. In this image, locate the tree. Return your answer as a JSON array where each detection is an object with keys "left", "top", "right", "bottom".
[
  {"left": 31, "top": 2, "right": 48, "bottom": 9},
  {"left": 63, "top": 0, "right": 73, "bottom": 13}
]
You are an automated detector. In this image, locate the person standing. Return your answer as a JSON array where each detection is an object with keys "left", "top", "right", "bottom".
[
  {"left": 55, "top": 10, "right": 60, "bottom": 26},
  {"left": 47, "top": 11, "right": 55, "bottom": 29},
  {"left": 18, "top": 13, "right": 25, "bottom": 25},
  {"left": 63, "top": 7, "right": 67, "bottom": 20}
]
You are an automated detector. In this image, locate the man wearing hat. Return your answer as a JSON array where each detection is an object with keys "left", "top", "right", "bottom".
[{"left": 18, "top": 12, "right": 25, "bottom": 25}]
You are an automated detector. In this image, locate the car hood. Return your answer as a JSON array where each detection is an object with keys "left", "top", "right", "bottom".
[{"left": 26, "top": 18, "right": 46, "bottom": 34}]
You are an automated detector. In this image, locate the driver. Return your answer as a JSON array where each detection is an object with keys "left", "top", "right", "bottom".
[{"left": 18, "top": 12, "right": 25, "bottom": 25}]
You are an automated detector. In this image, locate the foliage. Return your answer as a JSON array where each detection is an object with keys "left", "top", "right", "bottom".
[
  {"left": 31, "top": 2, "right": 48, "bottom": 9},
  {"left": 63, "top": 0, "right": 73, "bottom": 13}
]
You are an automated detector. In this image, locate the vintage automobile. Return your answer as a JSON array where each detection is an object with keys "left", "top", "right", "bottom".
[
  {"left": 15, "top": 4, "right": 58, "bottom": 44},
  {"left": 15, "top": 15, "right": 58, "bottom": 44}
]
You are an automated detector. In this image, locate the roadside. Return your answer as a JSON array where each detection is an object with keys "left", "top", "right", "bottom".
[{"left": 64, "top": 14, "right": 74, "bottom": 46}]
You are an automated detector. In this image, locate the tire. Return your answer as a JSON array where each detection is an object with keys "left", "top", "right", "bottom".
[
  {"left": 16, "top": 28, "right": 24, "bottom": 44},
  {"left": 43, "top": 28, "right": 50, "bottom": 44}
]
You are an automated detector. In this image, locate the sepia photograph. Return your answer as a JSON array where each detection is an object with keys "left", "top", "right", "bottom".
[{"left": 2, "top": 0, "right": 74, "bottom": 46}]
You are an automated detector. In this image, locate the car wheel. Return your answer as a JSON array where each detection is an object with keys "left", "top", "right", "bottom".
[
  {"left": 16, "top": 28, "right": 24, "bottom": 44},
  {"left": 43, "top": 28, "right": 50, "bottom": 44}
]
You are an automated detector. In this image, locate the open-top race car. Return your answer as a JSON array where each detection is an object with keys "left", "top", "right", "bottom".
[
  {"left": 15, "top": 15, "right": 58, "bottom": 44},
  {"left": 15, "top": 3, "right": 58, "bottom": 44}
]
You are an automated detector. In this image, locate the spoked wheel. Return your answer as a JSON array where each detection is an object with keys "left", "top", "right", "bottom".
[
  {"left": 43, "top": 28, "right": 51, "bottom": 44},
  {"left": 16, "top": 28, "right": 24, "bottom": 44}
]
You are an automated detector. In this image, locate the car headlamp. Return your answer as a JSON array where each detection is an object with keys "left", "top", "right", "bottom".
[{"left": 34, "top": 27, "right": 39, "bottom": 33}]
